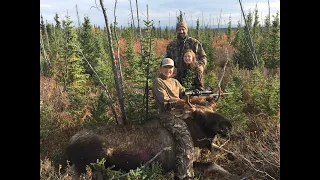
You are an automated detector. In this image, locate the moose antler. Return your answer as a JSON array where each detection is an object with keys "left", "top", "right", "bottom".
[
  {"left": 185, "top": 95, "right": 196, "bottom": 112},
  {"left": 213, "top": 87, "right": 223, "bottom": 103}
]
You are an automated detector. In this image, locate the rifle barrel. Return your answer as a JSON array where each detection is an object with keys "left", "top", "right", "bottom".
[{"left": 190, "top": 92, "right": 234, "bottom": 97}]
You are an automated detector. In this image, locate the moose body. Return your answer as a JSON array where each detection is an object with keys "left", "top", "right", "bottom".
[{"left": 66, "top": 107, "right": 233, "bottom": 178}]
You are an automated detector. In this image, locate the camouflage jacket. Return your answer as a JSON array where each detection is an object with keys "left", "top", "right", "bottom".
[{"left": 166, "top": 36, "right": 207, "bottom": 69}]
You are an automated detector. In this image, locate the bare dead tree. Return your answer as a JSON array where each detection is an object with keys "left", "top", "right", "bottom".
[
  {"left": 202, "top": 11, "right": 204, "bottom": 29},
  {"left": 238, "top": 0, "right": 259, "bottom": 66},
  {"left": 114, "top": 0, "right": 126, "bottom": 120},
  {"left": 40, "top": 29, "right": 51, "bottom": 66},
  {"left": 128, "top": 0, "right": 136, "bottom": 38},
  {"left": 63, "top": 11, "right": 69, "bottom": 90},
  {"left": 99, "top": 0, "right": 127, "bottom": 124},
  {"left": 216, "top": 8, "right": 222, "bottom": 43},
  {"left": 135, "top": 0, "right": 143, "bottom": 54},
  {"left": 267, "top": 0, "right": 271, "bottom": 33},
  {"left": 268, "top": 0, "right": 271, "bottom": 24},
  {"left": 75, "top": 4, "right": 81, "bottom": 29},
  {"left": 44, "top": 20, "right": 51, "bottom": 51},
  {"left": 169, "top": 12, "right": 170, "bottom": 29}
]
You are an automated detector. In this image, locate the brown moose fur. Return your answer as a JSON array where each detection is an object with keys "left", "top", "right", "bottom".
[{"left": 66, "top": 105, "right": 232, "bottom": 178}]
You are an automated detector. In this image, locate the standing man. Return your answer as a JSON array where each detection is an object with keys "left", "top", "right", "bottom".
[{"left": 166, "top": 21, "right": 207, "bottom": 91}]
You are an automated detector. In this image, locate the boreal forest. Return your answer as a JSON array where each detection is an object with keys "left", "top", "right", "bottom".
[{"left": 40, "top": 2, "right": 280, "bottom": 180}]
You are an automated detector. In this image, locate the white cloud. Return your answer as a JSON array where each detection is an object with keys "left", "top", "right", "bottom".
[
  {"left": 40, "top": 0, "right": 280, "bottom": 27},
  {"left": 40, "top": 4, "right": 54, "bottom": 8}
]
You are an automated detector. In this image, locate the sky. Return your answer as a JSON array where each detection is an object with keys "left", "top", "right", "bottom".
[{"left": 40, "top": 0, "right": 280, "bottom": 28}]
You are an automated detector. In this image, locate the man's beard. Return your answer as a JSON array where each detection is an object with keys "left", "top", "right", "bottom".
[{"left": 177, "top": 33, "right": 187, "bottom": 40}]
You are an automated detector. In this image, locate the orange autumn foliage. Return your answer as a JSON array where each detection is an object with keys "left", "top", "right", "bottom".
[
  {"left": 213, "top": 33, "right": 235, "bottom": 53},
  {"left": 117, "top": 37, "right": 170, "bottom": 59}
]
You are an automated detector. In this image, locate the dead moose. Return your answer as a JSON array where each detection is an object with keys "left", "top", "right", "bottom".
[{"left": 66, "top": 102, "right": 238, "bottom": 179}]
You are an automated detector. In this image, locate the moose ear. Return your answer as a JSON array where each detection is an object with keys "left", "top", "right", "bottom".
[{"left": 208, "top": 102, "right": 216, "bottom": 110}]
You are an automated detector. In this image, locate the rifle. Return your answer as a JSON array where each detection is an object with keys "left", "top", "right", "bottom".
[
  {"left": 181, "top": 89, "right": 233, "bottom": 103},
  {"left": 163, "top": 88, "right": 233, "bottom": 111}
]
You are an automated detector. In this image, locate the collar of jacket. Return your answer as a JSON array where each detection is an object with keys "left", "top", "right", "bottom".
[{"left": 159, "top": 73, "right": 170, "bottom": 80}]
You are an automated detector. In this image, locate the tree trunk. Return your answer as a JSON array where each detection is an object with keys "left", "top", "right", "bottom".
[
  {"left": 129, "top": 0, "right": 136, "bottom": 38},
  {"left": 114, "top": 0, "right": 126, "bottom": 124},
  {"left": 99, "top": 0, "right": 127, "bottom": 124},
  {"left": 135, "top": 0, "right": 143, "bottom": 54}
]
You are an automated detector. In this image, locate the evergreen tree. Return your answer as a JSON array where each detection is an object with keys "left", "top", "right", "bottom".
[
  {"left": 227, "top": 15, "right": 232, "bottom": 43},
  {"left": 123, "top": 27, "right": 139, "bottom": 82},
  {"left": 232, "top": 12, "right": 256, "bottom": 69},
  {"left": 40, "top": 15, "right": 46, "bottom": 34},
  {"left": 232, "top": 21, "right": 243, "bottom": 50},
  {"left": 45, "top": 21, "right": 52, "bottom": 48},
  {"left": 164, "top": 26, "right": 169, "bottom": 40},
  {"left": 78, "top": 16, "right": 98, "bottom": 74},
  {"left": 246, "top": 11, "right": 253, "bottom": 35},
  {"left": 253, "top": 6, "right": 260, "bottom": 44},
  {"left": 90, "top": 91, "right": 109, "bottom": 123},
  {"left": 49, "top": 13, "right": 63, "bottom": 61},
  {"left": 40, "top": 16, "right": 51, "bottom": 57},
  {"left": 264, "top": 14, "right": 271, "bottom": 35},
  {"left": 201, "top": 28, "right": 215, "bottom": 71},
  {"left": 256, "top": 14, "right": 271, "bottom": 69},
  {"left": 61, "top": 15, "right": 89, "bottom": 109},
  {"left": 177, "top": 10, "right": 183, "bottom": 22},
  {"left": 268, "top": 12, "right": 280, "bottom": 69},
  {"left": 252, "top": 7, "right": 265, "bottom": 68},
  {"left": 93, "top": 26, "right": 113, "bottom": 86},
  {"left": 196, "top": 18, "right": 200, "bottom": 40},
  {"left": 127, "top": 18, "right": 159, "bottom": 122},
  {"left": 157, "top": 21, "right": 162, "bottom": 38},
  {"left": 40, "top": 15, "right": 52, "bottom": 76}
]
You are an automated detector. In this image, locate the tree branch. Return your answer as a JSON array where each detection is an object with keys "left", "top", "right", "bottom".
[
  {"left": 78, "top": 46, "right": 119, "bottom": 124},
  {"left": 212, "top": 142, "right": 277, "bottom": 180}
]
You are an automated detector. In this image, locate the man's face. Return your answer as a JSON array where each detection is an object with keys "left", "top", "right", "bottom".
[
  {"left": 160, "top": 65, "right": 174, "bottom": 77},
  {"left": 177, "top": 27, "right": 187, "bottom": 39}
]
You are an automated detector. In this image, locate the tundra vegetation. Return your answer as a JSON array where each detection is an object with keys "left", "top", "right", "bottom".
[{"left": 40, "top": 5, "right": 280, "bottom": 180}]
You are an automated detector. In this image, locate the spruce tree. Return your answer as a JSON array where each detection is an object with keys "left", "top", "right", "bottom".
[
  {"left": 196, "top": 18, "right": 200, "bottom": 40},
  {"left": 40, "top": 15, "right": 46, "bottom": 35},
  {"left": 269, "top": 12, "right": 280, "bottom": 69},
  {"left": 264, "top": 14, "right": 271, "bottom": 35},
  {"left": 252, "top": 7, "right": 265, "bottom": 68},
  {"left": 164, "top": 26, "right": 169, "bottom": 40},
  {"left": 227, "top": 16, "right": 232, "bottom": 43},
  {"left": 232, "top": 12, "right": 256, "bottom": 69},
  {"left": 253, "top": 6, "right": 260, "bottom": 44},
  {"left": 141, "top": 18, "right": 158, "bottom": 121},
  {"left": 61, "top": 15, "right": 89, "bottom": 109},
  {"left": 78, "top": 16, "right": 97, "bottom": 74},
  {"left": 92, "top": 26, "right": 114, "bottom": 87},
  {"left": 50, "top": 13, "right": 63, "bottom": 61},
  {"left": 201, "top": 28, "right": 214, "bottom": 70}
]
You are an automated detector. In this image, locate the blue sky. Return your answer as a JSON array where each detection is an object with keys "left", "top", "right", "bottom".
[{"left": 40, "top": 0, "right": 280, "bottom": 28}]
